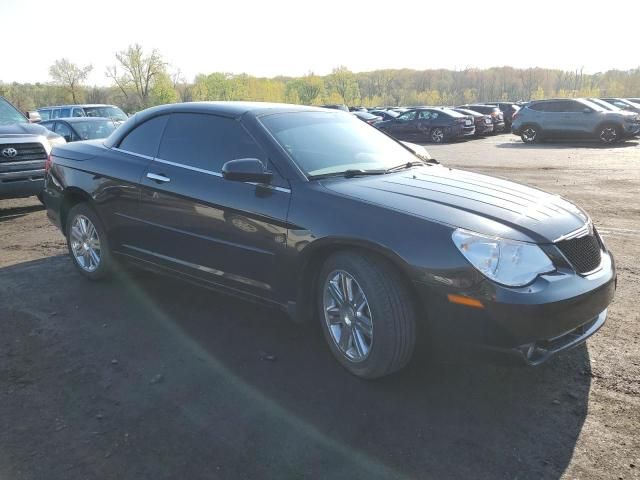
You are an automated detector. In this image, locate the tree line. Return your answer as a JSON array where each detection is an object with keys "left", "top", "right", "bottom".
[{"left": 2, "top": 44, "right": 639, "bottom": 113}]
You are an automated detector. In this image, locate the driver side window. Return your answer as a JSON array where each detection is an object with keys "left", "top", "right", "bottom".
[{"left": 398, "top": 111, "right": 417, "bottom": 122}]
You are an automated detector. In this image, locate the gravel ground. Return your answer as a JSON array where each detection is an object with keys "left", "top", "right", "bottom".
[{"left": 0, "top": 134, "right": 638, "bottom": 479}]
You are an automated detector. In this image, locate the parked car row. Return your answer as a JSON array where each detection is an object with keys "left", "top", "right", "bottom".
[
  {"left": 327, "top": 97, "right": 640, "bottom": 145},
  {"left": 323, "top": 102, "right": 521, "bottom": 143}
]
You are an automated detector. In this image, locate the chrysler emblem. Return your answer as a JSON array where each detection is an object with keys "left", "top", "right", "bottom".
[{"left": 1, "top": 147, "right": 18, "bottom": 158}]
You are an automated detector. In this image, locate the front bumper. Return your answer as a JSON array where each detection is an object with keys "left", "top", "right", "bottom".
[
  {"left": 0, "top": 177, "right": 44, "bottom": 200},
  {"left": 476, "top": 123, "right": 494, "bottom": 135},
  {"left": 416, "top": 250, "right": 616, "bottom": 365},
  {"left": 622, "top": 124, "right": 640, "bottom": 137}
]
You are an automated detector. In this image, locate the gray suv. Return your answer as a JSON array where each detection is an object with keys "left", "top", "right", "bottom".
[{"left": 512, "top": 98, "right": 640, "bottom": 144}]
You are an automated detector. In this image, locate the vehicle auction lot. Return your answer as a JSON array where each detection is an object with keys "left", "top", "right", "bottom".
[{"left": 1, "top": 135, "right": 639, "bottom": 480}]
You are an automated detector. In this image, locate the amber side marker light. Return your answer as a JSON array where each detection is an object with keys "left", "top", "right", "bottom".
[{"left": 447, "top": 294, "right": 485, "bottom": 309}]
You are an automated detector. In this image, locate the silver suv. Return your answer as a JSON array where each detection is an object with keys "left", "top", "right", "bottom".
[{"left": 512, "top": 98, "right": 640, "bottom": 144}]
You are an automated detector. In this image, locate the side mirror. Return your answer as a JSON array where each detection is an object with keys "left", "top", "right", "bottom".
[
  {"left": 222, "top": 158, "right": 272, "bottom": 184},
  {"left": 583, "top": 108, "right": 592, "bottom": 113},
  {"left": 63, "top": 135, "right": 72, "bottom": 143}
]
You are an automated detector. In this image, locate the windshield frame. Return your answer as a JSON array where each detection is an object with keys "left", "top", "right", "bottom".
[
  {"left": 83, "top": 106, "right": 128, "bottom": 121},
  {"left": 258, "top": 110, "right": 426, "bottom": 180}
]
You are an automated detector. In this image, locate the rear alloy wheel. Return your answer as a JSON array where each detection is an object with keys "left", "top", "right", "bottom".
[
  {"left": 318, "top": 251, "right": 416, "bottom": 379},
  {"left": 431, "top": 128, "right": 445, "bottom": 143},
  {"left": 521, "top": 125, "right": 539, "bottom": 143},
  {"left": 598, "top": 125, "right": 620, "bottom": 144},
  {"left": 66, "top": 203, "right": 113, "bottom": 280}
]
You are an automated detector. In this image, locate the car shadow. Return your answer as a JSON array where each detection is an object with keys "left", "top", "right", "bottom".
[
  {"left": 130, "top": 268, "right": 592, "bottom": 480},
  {"left": 496, "top": 139, "right": 639, "bottom": 149},
  {"left": 0, "top": 202, "right": 44, "bottom": 222},
  {"left": 0, "top": 256, "right": 592, "bottom": 480}
]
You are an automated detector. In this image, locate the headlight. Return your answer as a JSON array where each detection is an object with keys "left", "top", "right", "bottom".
[{"left": 452, "top": 229, "right": 555, "bottom": 287}]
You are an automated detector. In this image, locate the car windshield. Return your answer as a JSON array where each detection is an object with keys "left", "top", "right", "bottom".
[
  {"left": 590, "top": 99, "right": 621, "bottom": 111},
  {"left": 73, "top": 120, "right": 117, "bottom": 140},
  {"left": 260, "top": 111, "right": 418, "bottom": 177},
  {"left": 580, "top": 99, "right": 606, "bottom": 112},
  {"left": 0, "top": 98, "right": 28, "bottom": 125},
  {"left": 83, "top": 106, "right": 128, "bottom": 121}
]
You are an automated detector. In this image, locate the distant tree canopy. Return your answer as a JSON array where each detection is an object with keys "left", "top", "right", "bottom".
[{"left": 2, "top": 47, "right": 639, "bottom": 113}]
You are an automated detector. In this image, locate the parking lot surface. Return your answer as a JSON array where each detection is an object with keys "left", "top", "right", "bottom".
[{"left": 1, "top": 135, "right": 639, "bottom": 479}]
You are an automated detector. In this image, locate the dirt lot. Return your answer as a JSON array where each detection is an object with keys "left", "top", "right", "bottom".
[{"left": 1, "top": 135, "right": 639, "bottom": 480}]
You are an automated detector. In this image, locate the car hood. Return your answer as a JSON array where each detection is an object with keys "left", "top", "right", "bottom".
[
  {"left": 0, "top": 122, "right": 51, "bottom": 136},
  {"left": 320, "top": 165, "right": 589, "bottom": 243}
]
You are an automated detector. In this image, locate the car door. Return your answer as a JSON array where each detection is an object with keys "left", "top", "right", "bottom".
[
  {"left": 105, "top": 114, "right": 170, "bottom": 249},
  {"left": 133, "top": 112, "right": 291, "bottom": 299},
  {"left": 555, "top": 100, "right": 589, "bottom": 137},
  {"left": 390, "top": 110, "right": 418, "bottom": 139},
  {"left": 416, "top": 110, "right": 434, "bottom": 139}
]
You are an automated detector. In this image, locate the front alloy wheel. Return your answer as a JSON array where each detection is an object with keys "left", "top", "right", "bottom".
[
  {"left": 599, "top": 126, "right": 619, "bottom": 144},
  {"left": 317, "top": 251, "right": 417, "bottom": 379},
  {"left": 323, "top": 270, "right": 374, "bottom": 362}
]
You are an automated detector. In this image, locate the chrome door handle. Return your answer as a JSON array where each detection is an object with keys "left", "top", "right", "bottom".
[{"left": 146, "top": 172, "right": 170, "bottom": 183}]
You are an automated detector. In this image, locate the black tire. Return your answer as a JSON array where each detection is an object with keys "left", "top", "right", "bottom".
[
  {"left": 317, "top": 251, "right": 417, "bottom": 379},
  {"left": 65, "top": 203, "right": 113, "bottom": 280},
  {"left": 597, "top": 124, "right": 621, "bottom": 144},
  {"left": 520, "top": 124, "right": 540, "bottom": 144},
  {"left": 430, "top": 127, "right": 446, "bottom": 143}
]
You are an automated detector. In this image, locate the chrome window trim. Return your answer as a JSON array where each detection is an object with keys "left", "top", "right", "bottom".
[
  {"left": 111, "top": 147, "right": 154, "bottom": 161},
  {"left": 153, "top": 157, "right": 223, "bottom": 177},
  {"left": 111, "top": 148, "right": 291, "bottom": 193}
]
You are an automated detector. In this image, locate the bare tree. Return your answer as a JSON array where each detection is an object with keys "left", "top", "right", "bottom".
[
  {"left": 49, "top": 58, "right": 93, "bottom": 103},
  {"left": 106, "top": 44, "right": 166, "bottom": 108}
]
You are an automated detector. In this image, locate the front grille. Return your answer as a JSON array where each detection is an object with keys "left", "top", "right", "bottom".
[
  {"left": 556, "top": 233, "right": 602, "bottom": 274},
  {"left": 0, "top": 142, "right": 47, "bottom": 163}
]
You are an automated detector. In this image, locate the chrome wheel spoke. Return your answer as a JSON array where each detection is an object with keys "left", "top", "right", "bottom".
[
  {"left": 352, "top": 328, "right": 368, "bottom": 357},
  {"left": 328, "top": 280, "right": 344, "bottom": 306},
  {"left": 338, "top": 326, "right": 352, "bottom": 351},
  {"left": 88, "top": 248, "right": 100, "bottom": 267},
  {"left": 355, "top": 314, "right": 373, "bottom": 339},
  {"left": 70, "top": 226, "right": 83, "bottom": 242},
  {"left": 326, "top": 306, "right": 341, "bottom": 324}
]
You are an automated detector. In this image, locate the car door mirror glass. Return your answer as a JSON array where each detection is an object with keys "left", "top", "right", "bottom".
[{"left": 222, "top": 158, "right": 273, "bottom": 184}]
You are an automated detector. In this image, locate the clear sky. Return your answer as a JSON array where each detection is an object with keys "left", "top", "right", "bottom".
[{"left": 2, "top": 0, "right": 639, "bottom": 85}]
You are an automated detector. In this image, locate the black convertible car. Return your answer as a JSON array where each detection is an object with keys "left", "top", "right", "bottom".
[{"left": 43, "top": 102, "right": 616, "bottom": 379}]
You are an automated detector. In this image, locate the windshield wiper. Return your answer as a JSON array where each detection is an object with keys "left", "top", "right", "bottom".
[
  {"left": 308, "top": 169, "right": 387, "bottom": 180},
  {"left": 385, "top": 160, "right": 428, "bottom": 173}
]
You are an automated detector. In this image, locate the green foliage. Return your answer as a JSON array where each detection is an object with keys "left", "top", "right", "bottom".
[
  {"left": 49, "top": 58, "right": 93, "bottom": 103},
  {"left": 286, "top": 74, "right": 324, "bottom": 105},
  {"left": 326, "top": 66, "right": 360, "bottom": 104},
  {"left": 150, "top": 73, "right": 178, "bottom": 106},
  {"left": 4, "top": 60, "right": 640, "bottom": 114}
]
